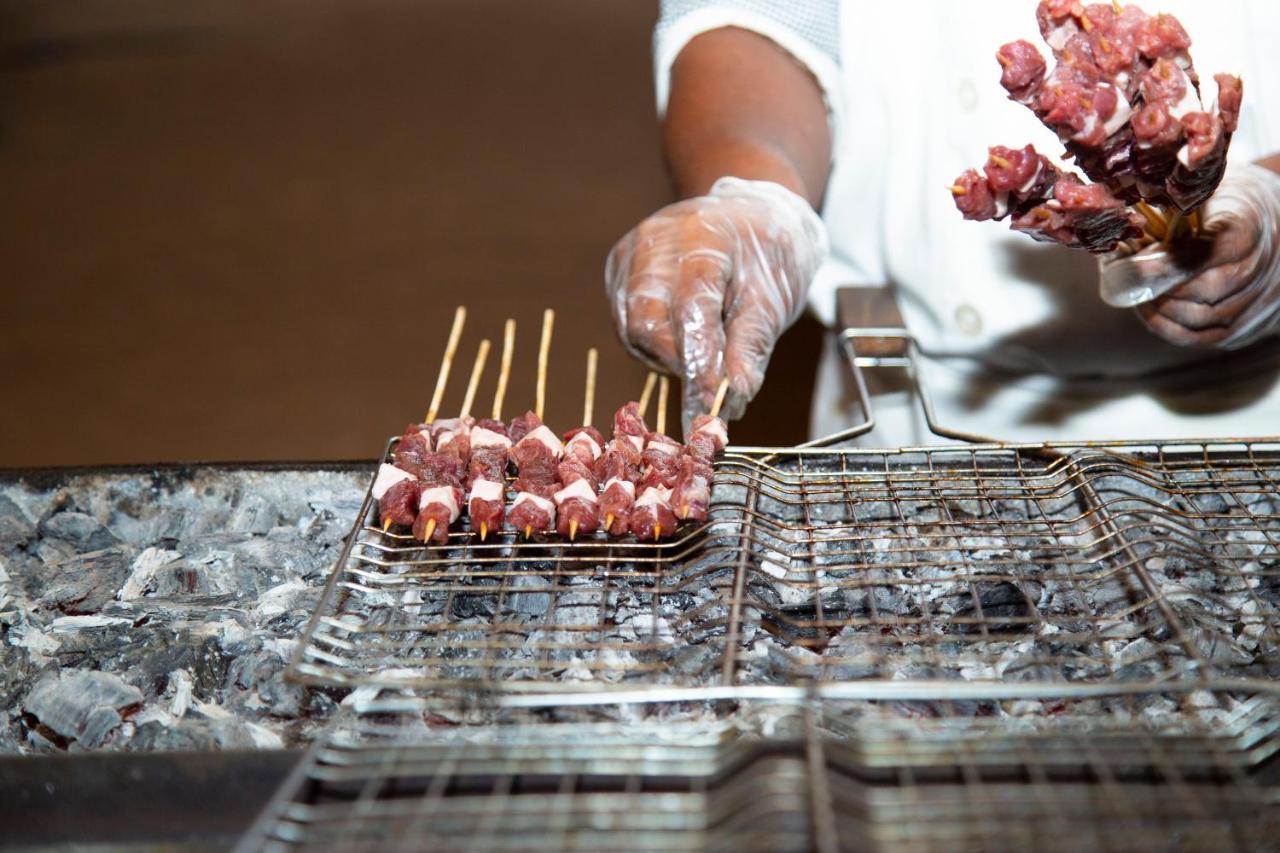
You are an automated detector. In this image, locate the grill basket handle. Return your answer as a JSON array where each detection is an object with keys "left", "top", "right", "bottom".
[{"left": 800, "top": 286, "right": 997, "bottom": 448}]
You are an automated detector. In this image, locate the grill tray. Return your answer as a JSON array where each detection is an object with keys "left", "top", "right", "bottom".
[
  {"left": 287, "top": 439, "right": 1280, "bottom": 704},
  {"left": 238, "top": 692, "right": 1280, "bottom": 852}
]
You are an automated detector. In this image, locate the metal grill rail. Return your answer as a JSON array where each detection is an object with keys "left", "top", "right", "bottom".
[
  {"left": 237, "top": 692, "right": 1280, "bottom": 852},
  {"left": 287, "top": 439, "right": 1280, "bottom": 702}
]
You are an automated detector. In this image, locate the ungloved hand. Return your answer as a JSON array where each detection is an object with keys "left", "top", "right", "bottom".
[
  {"left": 605, "top": 177, "right": 828, "bottom": 431},
  {"left": 1099, "top": 161, "right": 1280, "bottom": 349}
]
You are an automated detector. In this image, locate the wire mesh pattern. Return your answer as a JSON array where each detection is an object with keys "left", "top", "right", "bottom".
[
  {"left": 238, "top": 692, "right": 1280, "bottom": 853},
  {"left": 288, "top": 440, "right": 1280, "bottom": 700}
]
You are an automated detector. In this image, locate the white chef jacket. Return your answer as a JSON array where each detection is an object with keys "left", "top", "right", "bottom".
[{"left": 654, "top": 1, "right": 1280, "bottom": 444}]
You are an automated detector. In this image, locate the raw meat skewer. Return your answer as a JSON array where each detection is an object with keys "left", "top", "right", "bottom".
[
  {"left": 600, "top": 373, "right": 654, "bottom": 536},
  {"left": 556, "top": 348, "right": 601, "bottom": 540},
  {"left": 672, "top": 378, "right": 730, "bottom": 522},
  {"left": 509, "top": 310, "right": 561, "bottom": 538},
  {"left": 417, "top": 337, "right": 489, "bottom": 545},
  {"left": 632, "top": 376, "right": 678, "bottom": 541},
  {"left": 376, "top": 305, "right": 466, "bottom": 533},
  {"left": 469, "top": 318, "right": 516, "bottom": 541}
]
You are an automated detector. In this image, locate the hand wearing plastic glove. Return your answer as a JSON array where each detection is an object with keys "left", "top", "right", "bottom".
[
  {"left": 1099, "top": 161, "right": 1280, "bottom": 349},
  {"left": 605, "top": 177, "right": 828, "bottom": 431}
]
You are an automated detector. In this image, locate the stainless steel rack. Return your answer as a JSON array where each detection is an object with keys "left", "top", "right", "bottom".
[
  {"left": 287, "top": 438, "right": 1280, "bottom": 703},
  {"left": 237, "top": 690, "right": 1280, "bottom": 852}
]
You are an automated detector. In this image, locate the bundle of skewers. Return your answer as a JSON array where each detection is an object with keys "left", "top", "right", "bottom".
[{"left": 370, "top": 307, "right": 730, "bottom": 545}]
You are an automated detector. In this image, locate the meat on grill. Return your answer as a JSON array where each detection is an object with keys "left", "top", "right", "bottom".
[
  {"left": 671, "top": 414, "right": 727, "bottom": 523},
  {"left": 392, "top": 424, "right": 434, "bottom": 477},
  {"left": 467, "top": 418, "right": 511, "bottom": 539},
  {"left": 377, "top": 404, "right": 726, "bottom": 541},
  {"left": 372, "top": 463, "right": 421, "bottom": 528},
  {"left": 508, "top": 411, "right": 563, "bottom": 536},
  {"left": 413, "top": 452, "right": 466, "bottom": 544},
  {"left": 556, "top": 426, "right": 604, "bottom": 538},
  {"left": 598, "top": 404, "right": 648, "bottom": 536},
  {"left": 629, "top": 467, "right": 678, "bottom": 542}
]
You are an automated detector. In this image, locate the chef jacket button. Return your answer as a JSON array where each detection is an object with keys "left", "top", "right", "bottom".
[
  {"left": 954, "top": 304, "right": 983, "bottom": 336},
  {"left": 956, "top": 78, "right": 978, "bottom": 112}
]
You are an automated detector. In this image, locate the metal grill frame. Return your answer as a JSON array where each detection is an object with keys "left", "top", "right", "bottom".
[
  {"left": 236, "top": 690, "right": 1280, "bottom": 853},
  {"left": 285, "top": 436, "right": 1280, "bottom": 704}
]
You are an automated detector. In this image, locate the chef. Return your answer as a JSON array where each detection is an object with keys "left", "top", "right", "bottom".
[{"left": 605, "top": 0, "right": 1280, "bottom": 444}]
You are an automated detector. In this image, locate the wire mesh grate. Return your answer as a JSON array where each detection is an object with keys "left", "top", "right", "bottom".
[
  {"left": 287, "top": 440, "right": 1280, "bottom": 700},
  {"left": 238, "top": 691, "right": 1280, "bottom": 852}
]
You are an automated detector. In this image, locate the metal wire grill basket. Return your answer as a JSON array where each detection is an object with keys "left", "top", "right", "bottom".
[
  {"left": 287, "top": 438, "right": 1280, "bottom": 704},
  {"left": 238, "top": 689, "right": 1280, "bottom": 853}
]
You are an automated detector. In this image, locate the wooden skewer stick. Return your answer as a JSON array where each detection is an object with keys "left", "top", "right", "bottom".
[
  {"left": 582, "top": 348, "right": 598, "bottom": 428},
  {"left": 492, "top": 319, "right": 515, "bottom": 421},
  {"left": 479, "top": 522, "right": 487, "bottom": 542},
  {"left": 425, "top": 306, "right": 467, "bottom": 423},
  {"left": 458, "top": 339, "right": 490, "bottom": 420},
  {"left": 1135, "top": 201, "right": 1168, "bottom": 241},
  {"left": 535, "top": 309, "right": 554, "bottom": 421},
  {"left": 710, "top": 378, "right": 731, "bottom": 419},
  {"left": 423, "top": 519, "right": 437, "bottom": 545},
  {"left": 382, "top": 518, "right": 392, "bottom": 533},
  {"left": 569, "top": 519, "right": 579, "bottom": 541},
  {"left": 655, "top": 376, "right": 669, "bottom": 435},
  {"left": 1163, "top": 210, "right": 1185, "bottom": 246},
  {"left": 637, "top": 371, "right": 658, "bottom": 417}
]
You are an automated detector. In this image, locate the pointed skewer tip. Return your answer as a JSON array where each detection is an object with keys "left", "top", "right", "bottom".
[
  {"left": 949, "top": 184, "right": 967, "bottom": 196},
  {"left": 568, "top": 519, "right": 579, "bottom": 541},
  {"left": 604, "top": 513, "right": 615, "bottom": 534},
  {"left": 653, "top": 525, "right": 662, "bottom": 541},
  {"left": 423, "top": 519, "right": 437, "bottom": 545},
  {"left": 381, "top": 518, "right": 392, "bottom": 533},
  {"left": 989, "top": 155, "right": 1011, "bottom": 169},
  {"left": 524, "top": 524, "right": 533, "bottom": 540},
  {"left": 478, "top": 522, "right": 487, "bottom": 542}
]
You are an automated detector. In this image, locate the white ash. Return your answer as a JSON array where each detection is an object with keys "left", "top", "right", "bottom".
[{"left": 0, "top": 465, "right": 366, "bottom": 754}]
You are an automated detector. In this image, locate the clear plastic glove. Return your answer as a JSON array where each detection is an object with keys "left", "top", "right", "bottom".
[
  {"left": 605, "top": 177, "right": 828, "bottom": 431},
  {"left": 1099, "top": 161, "right": 1280, "bottom": 349}
]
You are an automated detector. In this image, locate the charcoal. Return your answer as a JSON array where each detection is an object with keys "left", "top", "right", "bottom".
[
  {"left": 39, "top": 512, "right": 119, "bottom": 551},
  {"left": 0, "top": 493, "right": 36, "bottom": 548},
  {"left": 23, "top": 671, "right": 143, "bottom": 748},
  {"left": 0, "top": 467, "right": 367, "bottom": 755},
  {"left": 37, "top": 546, "right": 135, "bottom": 615}
]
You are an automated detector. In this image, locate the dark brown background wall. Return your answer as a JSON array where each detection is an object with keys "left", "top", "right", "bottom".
[{"left": 0, "top": 0, "right": 820, "bottom": 468}]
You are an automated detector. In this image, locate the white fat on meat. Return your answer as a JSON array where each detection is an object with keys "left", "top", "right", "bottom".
[
  {"left": 694, "top": 418, "right": 728, "bottom": 448},
  {"left": 636, "top": 486, "right": 673, "bottom": 509},
  {"left": 645, "top": 439, "right": 680, "bottom": 456},
  {"left": 372, "top": 464, "right": 414, "bottom": 500},
  {"left": 520, "top": 425, "right": 563, "bottom": 458},
  {"left": 418, "top": 486, "right": 460, "bottom": 523},
  {"left": 470, "top": 427, "right": 512, "bottom": 449},
  {"left": 602, "top": 477, "right": 636, "bottom": 498},
  {"left": 625, "top": 434, "right": 644, "bottom": 452},
  {"left": 513, "top": 492, "right": 555, "bottom": 516},
  {"left": 1166, "top": 65, "right": 1203, "bottom": 122},
  {"left": 554, "top": 478, "right": 598, "bottom": 506},
  {"left": 566, "top": 432, "right": 602, "bottom": 460},
  {"left": 469, "top": 479, "right": 504, "bottom": 502},
  {"left": 1101, "top": 88, "right": 1133, "bottom": 138}
]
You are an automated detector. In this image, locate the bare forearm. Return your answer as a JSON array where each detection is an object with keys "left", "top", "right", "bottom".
[{"left": 663, "top": 27, "right": 832, "bottom": 207}]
